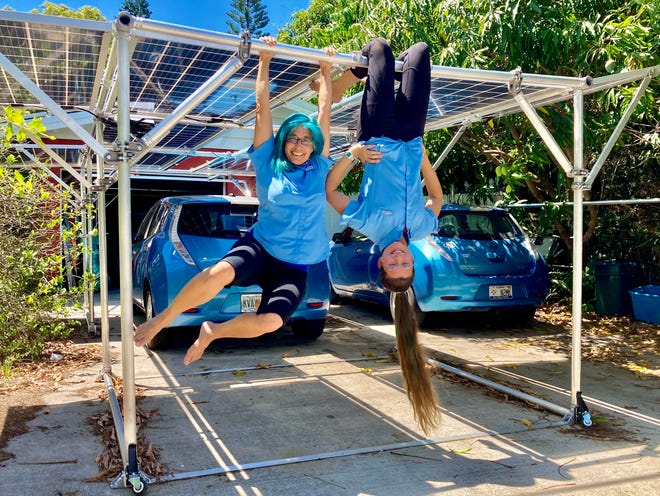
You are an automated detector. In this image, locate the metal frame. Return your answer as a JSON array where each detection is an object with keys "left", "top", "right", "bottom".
[{"left": 1, "top": 9, "right": 658, "bottom": 490}]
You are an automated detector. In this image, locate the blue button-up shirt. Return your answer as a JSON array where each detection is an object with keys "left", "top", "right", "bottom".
[
  {"left": 249, "top": 137, "right": 331, "bottom": 265},
  {"left": 342, "top": 136, "right": 438, "bottom": 248}
]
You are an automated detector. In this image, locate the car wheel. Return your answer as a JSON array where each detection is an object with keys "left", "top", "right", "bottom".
[
  {"left": 389, "top": 289, "right": 426, "bottom": 326},
  {"left": 412, "top": 298, "right": 426, "bottom": 326},
  {"left": 511, "top": 306, "right": 537, "bottom": 324},
  {"left": 330, "top": 286, "right": 342, "bottom": 305},
  {"left": 144, "top": 290, "right": 169, "bottom": 350},
  {"left": 291, "top": 318, "right": 325, "bottom": 340}
]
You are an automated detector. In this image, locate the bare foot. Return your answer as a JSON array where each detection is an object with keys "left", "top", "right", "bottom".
[
  {"left": 134, "top": 316, "right": 164, "bottom": 347},
  {"left": 183, "top": 321, "right": 215, "bottom": 365}
]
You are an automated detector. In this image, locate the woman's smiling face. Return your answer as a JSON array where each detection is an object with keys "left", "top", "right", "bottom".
[
  {"left": 284, "top": 126, "right": 315, "bottom": 166},
  {"left": 378, "top": 240, "right": 414, "bottom": 279}
]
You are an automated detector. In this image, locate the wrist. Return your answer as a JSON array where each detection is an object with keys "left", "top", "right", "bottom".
[{"left": 344, "top": 149, "right": 356, "bottom": 161}]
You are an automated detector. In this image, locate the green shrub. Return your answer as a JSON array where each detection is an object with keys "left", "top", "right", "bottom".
[{"left": 1, "top": 107, "right": 85, "bottom": 371}]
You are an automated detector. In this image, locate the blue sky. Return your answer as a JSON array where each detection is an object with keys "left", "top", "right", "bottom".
[{"left": 13, "top": 0, "right": 312, "bottom": 34}]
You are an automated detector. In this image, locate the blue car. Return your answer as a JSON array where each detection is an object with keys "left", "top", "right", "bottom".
[
  {"left": 132, "top": 195, "right": 330, "bottom": 348},
  {"left": 328, "top": 204, "right": 549, "bottom": 322}
]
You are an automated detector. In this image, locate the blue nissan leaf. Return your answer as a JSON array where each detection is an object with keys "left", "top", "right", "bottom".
[
  {"left": 328, "top": 204, "right": 549, "bottom": 323},
  {"left": 132, "top": 195, "right": 330, "bottom": 348}
]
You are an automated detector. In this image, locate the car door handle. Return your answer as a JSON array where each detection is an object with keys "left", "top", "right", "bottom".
[{"left": 354, "top": 248, "right": 362, "bottom": 254}]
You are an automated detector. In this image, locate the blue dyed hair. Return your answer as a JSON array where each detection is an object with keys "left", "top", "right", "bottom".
[{"left": 271, "top": 113, "right": 325, "bottom": 175}]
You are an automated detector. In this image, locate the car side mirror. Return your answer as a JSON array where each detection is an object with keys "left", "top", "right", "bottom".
[{"left": 332, "top": 232, "right": 344, "bottom": 243}]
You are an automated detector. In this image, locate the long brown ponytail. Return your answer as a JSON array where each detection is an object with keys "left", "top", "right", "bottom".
[{"left": 388, "top": 286, "right": 441, "bottom": 434}]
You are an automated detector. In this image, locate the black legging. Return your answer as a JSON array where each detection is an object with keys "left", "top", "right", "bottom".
[{"left": 351, "top": 38, "right": 431, "bottom": 142}]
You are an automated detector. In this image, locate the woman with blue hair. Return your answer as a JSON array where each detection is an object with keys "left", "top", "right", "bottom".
[{"left": 134, "top": 37, "right": 335, "bottom": 365}]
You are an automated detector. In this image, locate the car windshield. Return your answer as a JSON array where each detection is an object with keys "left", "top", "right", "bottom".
[
  {"left": 177, "top": 203, "right": 257, "bottom": 238},
  {"left": 435, "top": 211, "right": 522, "bottom": 241}
]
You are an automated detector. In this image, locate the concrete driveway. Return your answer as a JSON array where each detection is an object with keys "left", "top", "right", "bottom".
[{"left": 1, "top": 296, "right": 658, "bottom": 495}]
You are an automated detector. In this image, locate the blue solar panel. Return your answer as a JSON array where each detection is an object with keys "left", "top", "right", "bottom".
[
  {"left": 1, "top": 10, "right": 644, "bottom": 181},
  {"left": 0, "top": 15, "right": 109, "bottom": 107}
]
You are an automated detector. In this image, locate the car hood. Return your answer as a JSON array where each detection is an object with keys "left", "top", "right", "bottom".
[
  {"left": 179, "top": 234, "right": 239, "bottom": 270},
  {"left": 427, "top": 235, "right": 536, "bottom": 276}
]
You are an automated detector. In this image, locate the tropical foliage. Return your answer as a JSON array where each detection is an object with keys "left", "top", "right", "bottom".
[
  {"left": 121, "top": 0, "right": 152, "bottom": 18},
  {"left": 0, "top": 107, "right": 86, "bottom": 372},
  {"left": 280, "top": 0, "right": 659, "bottom": 286},
  {"left": 29, "top": 1, "right": 105, "bottom": 20}
]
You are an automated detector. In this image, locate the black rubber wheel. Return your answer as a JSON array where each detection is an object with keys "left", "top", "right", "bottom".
[
  {"left": 291, "top": 318, "right": 325, "bottom": 340},
  {"left": 131, "top": 476, "right": 149, "bottom": 494},
  {"left": 330, "top": 286, "right": 342, "bottom": 305},
  {"left": 144, "top": 290, "right": 169, "bottom": 350},
  {"left": 510, "top": 306, "right": 537, "bottom": 325}
]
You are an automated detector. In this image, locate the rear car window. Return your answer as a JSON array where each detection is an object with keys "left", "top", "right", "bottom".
[
  {"left": 436, "top": 212, "right": 522, "bottom": 240},
  {"left": 134, "top": 203, "right": 170, "bottom": 242},
  {"left": 177, "top": 203, "right": 257, "bottom": 238}
]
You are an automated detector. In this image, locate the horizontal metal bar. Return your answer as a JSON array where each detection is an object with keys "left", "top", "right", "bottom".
[
  {"left": 427, "top": 358, "right": 571, "bottom": 418},
  {"left": 487, "top": 365, "right": 660, "bottom": 428},
  {"left": 506, "top": 198, "right": 660, "bottom": 208},
  {"left": 429, "top": 66, "right": 590, "bottom": 89},
  {"left": 589, "top": 65, "right": 660, "bottom": 93},
  {"left": 122, "top": 13, "right": 356, "bottom": 66},
  {"left": 157, "top": 420, "right": 566, "bottom": 483},
  {"left": 134, "top": 355, "right": 392, "bottom": 381},
  {"left": 118, "top": 12, "right": 595, "bottom": 89}
]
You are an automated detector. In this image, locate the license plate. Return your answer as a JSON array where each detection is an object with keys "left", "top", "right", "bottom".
[
  {"left": 240, "top": 293, "right": 261, "bottom": 312},
  {"left": 489, "top": 285, "right": 513, "bottom": 300}
]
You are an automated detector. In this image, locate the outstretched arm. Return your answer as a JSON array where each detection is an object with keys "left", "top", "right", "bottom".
[
  {"left": 326, "top": 143, "right": 382, "bottom": 215},
  {"left": 421, "top": 148, "right": 443, "bottom": 216},
  {"left": 317, "top": 48, "right": 334, "bottom": 157},
  {"left": 253, "top": 36, "right": 276, "bottom": 149},
  {"left": 310, "top": 66, "right": 362, "bottom": 104}
]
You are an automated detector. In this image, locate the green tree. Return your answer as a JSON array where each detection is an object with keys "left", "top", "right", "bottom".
[
  {"left": 29, "top": 1, "right": 105, "bottom": 20},
  {"left": 282, "top": 0, "right": 660, "bottom": 283},
  {"left": 121, "top": 0, "right": 152, "bottom": 18},
  {"left": 0, "top": 107, "right": 85, "bottom": 372},
  {"left": 226, "top": 0, "right": 269, "bottom": 37}
]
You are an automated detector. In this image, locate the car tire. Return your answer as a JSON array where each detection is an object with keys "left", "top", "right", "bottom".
[
  {"left": 291, "top": 318, "right": 325, "bottom": 340},
  {"left": 330, "top": 286, "right": 342, "bottom": 305},
  {"left": 511, "top": 306, "right": 537, "bottom": 324},
  {"left": 144, "top": 290, "right": 169, "bottom": 350},
  {"left": 412, "top": 298, "right": 426, "bottom": 326}
]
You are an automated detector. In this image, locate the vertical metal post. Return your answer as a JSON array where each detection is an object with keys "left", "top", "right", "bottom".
[
  {"left": 115, "top": 14, "right": 137, "bottom": 459},
  {"left": 570, "top": 90, "right": 590, "bottom": 425},
  {"left": 79, "top": 178, "right": 92, "bottom": 330},
  {"left": 84, "top": 154, "right": 97, "bottom": 335},
  {"left": 95, "top": 119, "right": 112, "bottom": 373}
]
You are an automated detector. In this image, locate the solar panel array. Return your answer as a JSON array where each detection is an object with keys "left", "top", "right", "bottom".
[
  {"left": 0, "top": 13, "right": 107, "bottom": 108},
  {"left": 1, "top": 10, "right": 648, "bottom": 183}
]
